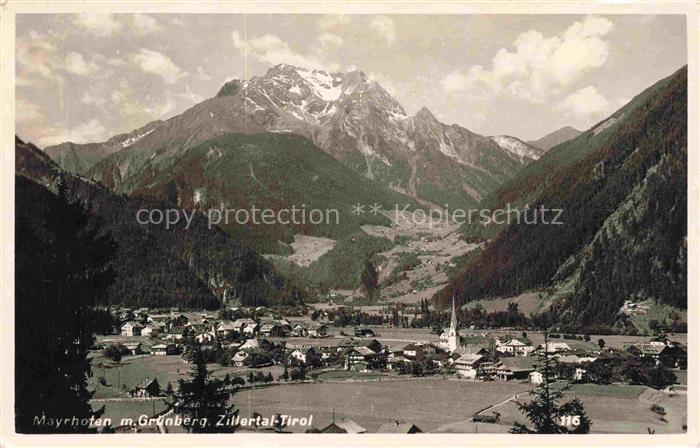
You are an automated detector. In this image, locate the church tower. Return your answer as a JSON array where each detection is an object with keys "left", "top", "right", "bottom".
[{"left": 448, "top": 291, "right": 459, "bottom": 352}]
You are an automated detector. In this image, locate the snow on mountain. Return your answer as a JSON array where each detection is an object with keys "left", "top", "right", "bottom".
[
  {"left": 49, "top": 63, "right": 541, "bottom": 208},
  {"left": 490, "top": 135, "right": 545, "bottom": 162}
]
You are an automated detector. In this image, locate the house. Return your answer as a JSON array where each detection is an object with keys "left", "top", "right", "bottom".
[
  {"left": 170, "top": 314, "right": 189, "bottom": 327},
  {"left": 292, "top": 324, "right": 308, "bottom": 337},
  {"left": 239, "top": 338, "right": 274, "bottom": 352},
  {"left": 574, "top": 367, "right": 588, "bottom": 382},
  {"left": 538, "top": 342, "right": 572, "bottom": 353},
  {"left": 496, "top": 338, "right": 535, "bottom": 356},
  {"left": 276, "top": 319, "right": 292, "bottom": 334},
  {"left": 260, "top": 323, "right": 285, "bottom": 337},
  {"left": 308, "top": 324, "right": 328, "bottom": 338},
  {"left": 120, "top": 322, "right": 143, "bottom": 337},
  {"left": 337, "top": 338, "right": 383, "bottom": 354},
  {"left": 317, "top": 345, "right": 337, "bottom": 361},
  {"left": 387, "top": 356, "right": 411, "bottom": 371},
  {"left": 243, "top": 323, "right": 259, "bottom": 336},
  {"left": 216, "top": 321, "right": 238, "bottom": 336},
  {"left": 345, "top": 347, "right": 377, "bottom": 371},
  {"left": 165, "top": 327, "right": 187, "bottom": 341},
  {"left": 556, "top": 354, "right": 583, "bottom": 364},
  {"left": 495, "top": 357, "right": 538, "bottom": 381},
  {"left": 319, "top": 419, "right": 366, "bottom": 434},
  {"left": 353, "top": 326, "right": 375, "bottom": 337},
  {"left": 147, "top": 314, "right": 170, "bottom": 323},
  {"left": 529, "top": 371, "right": 544, "bottom": 385},
  {"left": 288, "top": 347, "right": 320, "bottom": 365},
  {"left": 194, "top": 332, "right": 216, "bottom": 344},
  {"left": 122, "top": 342, "right": 142, "bottom": 356},
  {"left": 626, "top": 343, "right": 671, "bottom": 363},
  {"left": 231, "top": 350, "right": 251, "bottom": 367},
  {"left": 453, "top": 353, "right": 485, "bottom": 379},
  {"left": 140, "top": 324, "right": 162, "bottom": 337},
  {"left": 376, "top": 421, "right": 422, "bottom": 433},
  {"left": 402, "top": 342, "right": 437, "bottom": 361},
  {"left": 460, "top": 344, "right": 490, "bottom": 356},
  {"left": 426, "top": 351, "right": 451, "bottom": 368},
  {"left": 233, "top": 318, "right": 257, "bottom": 331},
  {"left": 131, "top": 378, "right": 160, "bottom": 398},
  {"left": 151, "top": 343, "right": 177, "bottom": 356}
]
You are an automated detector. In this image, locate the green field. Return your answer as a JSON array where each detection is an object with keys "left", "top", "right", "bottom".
[
  {"left": 626, "top": 302, "right": 687, "bottom": 335},
  {"left": 316, "top": 370, "right": 386, "bottom": 381},
  {"left": 92, "top": 398, "right": 169, "bottom": 425},
  {"left": 569, "top": 383, "right": 647, "bottom": 398},
  {"left": 88, "top": 352, "right": 284, "bottom": 399},
  {"left": 240, "top": 379, "right": 531, "bottom": 432},
  {"left": 485, "top": 383, "right": 685, "bottom": 434}
]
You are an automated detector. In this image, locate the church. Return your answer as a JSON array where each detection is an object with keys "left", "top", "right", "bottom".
[{"left": 439, "top": 294, "right": 460, "bottom": 352}]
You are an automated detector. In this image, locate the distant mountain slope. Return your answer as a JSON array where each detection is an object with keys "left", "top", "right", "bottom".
[
  {"left": 89, "top": 132, "right": 422, "bottom": 252},
  {"left": 44, "top": 121, "right": 163, "bottom": 175},
  {"left": 16, "top": 137, "right": 301, "bottom": 309},
  {"left": 527, "top": 126, "right": 582, "bottom": 152},
  {"left": 486, "top": 71, "right": 677, "bottom": 210},
  {"left": 439, "top": 67, "right": 687, "bottom": 329},
  {"left": 489, "top": 135, "right": 545, "bottom": 162},
  {"left": 44, "top": 64, "right": 536, "bottom": 209}
]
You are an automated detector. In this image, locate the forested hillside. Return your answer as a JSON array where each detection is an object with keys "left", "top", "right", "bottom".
[
  {"left": 16, "top": 137, "right": 301, "bottom": 309},
  {"left": 440, "top": 67, "right": 687, "bottom": 329}
]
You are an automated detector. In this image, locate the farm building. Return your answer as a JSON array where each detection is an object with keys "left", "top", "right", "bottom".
[
  {"left": 122, "top": 342, "right": 142, "bottom": 355},
  {"left": 472, "top": 413, "right": 500, "bottom": 424},
  {"left": 376, "top": 421, "right": 422, "bottom": 433},
  {"left": 496, "top": 338, "right": 535, "bottom": 356},
  {"left": 308, "top": 324, "right": 329, "bottom": 338},
  {"left": 353, "top": 326, "right": 375, "bottom": 337},
  {"left": 131, "top": 378, "right": 161, "bottom": 398},
  {"left": 495, "top": 357, "right": 537, "bottom": 381},
  {"left": 320, "top": 419, "right": 366, "bottom": 433},
  {"left": 151, "top": 343, "right": 177, "bottom": 356}
]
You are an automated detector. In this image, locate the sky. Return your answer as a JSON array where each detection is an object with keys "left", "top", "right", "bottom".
[{"left": 16, "top": 14, "right": 687, "bottom": 148}]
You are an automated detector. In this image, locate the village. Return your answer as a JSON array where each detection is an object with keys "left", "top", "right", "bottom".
[{"left": 88, "top": 298, "right": 688, "bottom": 434}]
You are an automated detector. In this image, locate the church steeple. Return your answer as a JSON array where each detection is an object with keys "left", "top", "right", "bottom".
[{"left": 448, "top": 290, "right": 459, "bottom": 352}]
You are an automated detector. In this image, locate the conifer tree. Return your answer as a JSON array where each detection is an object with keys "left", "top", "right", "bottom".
[
  {"left": 510, "top": 328, "right": 591, "bottom": 434},
  {"left": 168, "top": 346, "right": 238, "bottom": 433},
  {"left": 15, "top": 176, "right": 116, "bottom": 433}
]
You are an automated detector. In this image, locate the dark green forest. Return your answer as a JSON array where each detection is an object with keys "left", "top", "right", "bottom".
[
  {"left": 16, "top": 137, "right": 301, "bottom": 309},
  {"left": 440, "top": 67, "right": 687, "bottom": 328}
]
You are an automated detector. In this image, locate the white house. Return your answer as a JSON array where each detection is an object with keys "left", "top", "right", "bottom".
[
  {"left": 453, "top": 354, "right": 483, "bottom": 379},
  {"left": 231, "top": 351, "right": 249, "bottom": 367},
  {"left": 121, "top": 322, "right": 143, "bottom": 337},
  {"left": 151, "top": 343, "right": 177, "bottom": 356},
  {"left": 243, "top": 323, "right": 259, "bottom": 336},
  {"left": 140, "top": 324, "right": 162, "bottom": 337},
  {"left": 529, "top": 371, "right": 544, "bottom": 385},
  {"left": 574, "top": 367, "right": 588, "bottom": 381},
  {"left": 216, "top": 321, "right": 238, "bottom": 336},
  {"left": 195, "top": 332, "right": 216, "bottom": 344},
  {"left": 496, "top": 338, "right": 535, "bottom": 356},
  {"left": 289, "top": 347, "right": 319, "bottom": 365},
  {"left": 538, "top": 342, "right": 571, "bottom": 353}
]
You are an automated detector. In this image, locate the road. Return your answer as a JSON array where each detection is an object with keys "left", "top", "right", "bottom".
[{"left": 466, "top": 390, "right": 529, "bottom": 422}]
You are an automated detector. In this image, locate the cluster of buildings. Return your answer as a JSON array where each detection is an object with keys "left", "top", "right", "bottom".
[{"left": 105, "top": 300, "right": 687, "bottom": 386}]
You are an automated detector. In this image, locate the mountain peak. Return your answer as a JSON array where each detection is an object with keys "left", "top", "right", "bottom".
[
  {"left": 265, "top": 63, "right": 306, "bottom": 77},
  {"left": 527, "top": 126, "right": 583, "bottom": 152},
  {"left": 414, "top": 106, "right": 437, "bottom": 121},
  {"left": 216, "top": 78, "right": 243, "bottom": 97}
]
